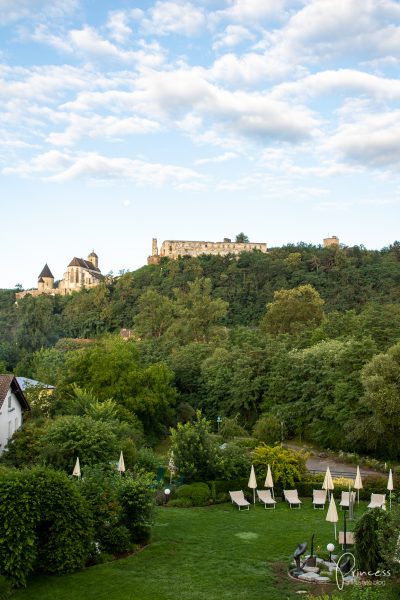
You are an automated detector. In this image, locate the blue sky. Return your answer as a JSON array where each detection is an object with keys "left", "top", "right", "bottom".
[{"left": 1, "top": 0, "right": 400, "bottom": 288}]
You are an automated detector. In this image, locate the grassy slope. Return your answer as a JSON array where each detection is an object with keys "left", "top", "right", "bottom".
[{"left": 13, "top": 500, "right": 367, "bottom": 600}]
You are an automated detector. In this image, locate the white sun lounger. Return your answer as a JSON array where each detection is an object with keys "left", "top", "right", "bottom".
[
  {"left": 368, "top": 493, "right": 386, "bottom": 509},
  {"left": 338, "top": 531, "right": 355, "bottom": 548},
  {"left": 312, "top": 489, "right": 327, "bottom": 509},
  {"left": 339, "top": 491, "right": 356, "bottom": 509},
  {"left": 257, "top": 489, "right": 276, "bottom": 509},
  {"left": 283, "top": 489, "right": 302, "bottom": 509},
  {"left": 229, "top": 490, "right": 250, "bottom": 511}
]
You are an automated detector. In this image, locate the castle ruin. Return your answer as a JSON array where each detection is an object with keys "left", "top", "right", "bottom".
[{"left": 148, "top": 237, "right": 268, "bottom": 264}]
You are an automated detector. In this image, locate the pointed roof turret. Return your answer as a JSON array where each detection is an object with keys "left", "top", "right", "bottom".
[
  {"left": 88, "top": 250, "right": 98, "bottom": 258},
  {"left": 38, "top": 264, "right": 54, "bottom": 279}
]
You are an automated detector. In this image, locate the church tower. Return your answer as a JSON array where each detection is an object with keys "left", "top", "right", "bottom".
[{"left": 87, "top": 251, "right": 99, "bottom": 269}]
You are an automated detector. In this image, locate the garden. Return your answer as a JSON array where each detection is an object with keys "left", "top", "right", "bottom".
[{"left": 0, "top": 412, "right": 398, "bottom": 599}]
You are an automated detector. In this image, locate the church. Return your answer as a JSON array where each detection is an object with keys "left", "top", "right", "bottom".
[{"left": 16, "top": 251, "right": 103, "bottom": 299}]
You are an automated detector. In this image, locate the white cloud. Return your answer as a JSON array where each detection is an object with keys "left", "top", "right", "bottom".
[
  {"left": 47, "top": 114, "right": 160, "bottom": 146},
  {"left": 212, "top": 25, "right": 255, "bottom": 50},
  {"left": 272, "top": 69, "right": 400, "bottom": 102},
  {"left": 32, "top": 24, "right": 165, "bottom": 67},
  {"left": 106, "top": 11, "right": 133, "bottom": 44},
  {"left": 0, "top": 0, "right": 78, "bottom": 24},
  {"left": 3, "top": 150, "right": 206, "bottom": 189},
  {"left": 213, "top": 0, "right": 288, "bottom": 24},
  {"left": 132, "top": 68, "right": 318, "bottom": 143},
  {"left": 195, "top": 152, "right": 239, "bottom": 165},
  {"left": 329, "top": 110, "right": 400, "bottom": 169},
  {"left": 143, "top": 1, "right": 206, "bottom": 36},
  {"left": 209, "top": 52, "right": 297, "bottom": 85}
]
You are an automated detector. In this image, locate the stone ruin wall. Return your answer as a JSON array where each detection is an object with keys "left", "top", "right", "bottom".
[{"left": 148, "top": 238, "right": 268, "bottom": 263}]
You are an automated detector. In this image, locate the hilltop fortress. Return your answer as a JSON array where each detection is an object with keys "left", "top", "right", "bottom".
[
  {"left": 16, "top": 235, "right": 340, "bottom": 298},
  {"left": 16, "top": 251, "right": 103, "bottom": 299},
  {"left": 148, "top": 237, "right": 268, "bottom": 264}
]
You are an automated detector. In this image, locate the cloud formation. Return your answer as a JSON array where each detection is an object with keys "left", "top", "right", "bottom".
[{"left": 1, "top": 0, "right": 400, "bottom": 200}]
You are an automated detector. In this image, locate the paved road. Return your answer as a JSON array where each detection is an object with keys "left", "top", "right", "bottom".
[{"left": 283, "top": 442, "right": 381, "bottom": 477}]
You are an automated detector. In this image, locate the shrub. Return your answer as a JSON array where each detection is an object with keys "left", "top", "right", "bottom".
[
  {"left": 170, "top": 411, "right": 218, "bottom": 482},
  {"left": 78, "top": 465, "right": 124, "bottom": 556},
  {"left": 218, "top": 416, "right": 247, "bottom": 441},
  {"left": 99, "top": 525, "right": 132, "bottom": 554},
  {"left": 168, "top": 498, "right": 193, "bottom": 508},
  {"left": 215, "top": 443, "right": 251, "bottom": 480},
  {"left": 175, "top": 482, "right": 211, "bottom": 506},
  {"left": 135, "top": 447, "right": 160, "bottom": 474},
  {"left": 119, "top": 474, "right": 155, "bottom": 544},
  {"left": 252, "top": 414, "right": 282, "bottom": 445},
  {"left": 252, "top": 444, "right": 307, "bottom": 488},
  {"left": 231, "top": 436, "right": 258, "bottom": 449},
  {"left": 39, "top": 415, "right": 118, "bottom": 472},
  {"left": 354, "top": 508, "right": 390, "bottom": 572},
  {"left": 0, "top": 467, "right": 93, "bottom": 587}
]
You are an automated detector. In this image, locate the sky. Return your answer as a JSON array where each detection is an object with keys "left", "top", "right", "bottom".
[{"left": 1, "top": 0, "right": 400, "bottom": 289}]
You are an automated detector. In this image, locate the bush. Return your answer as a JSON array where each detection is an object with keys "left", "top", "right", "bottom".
[
  {"left": 215, "top": 443, "right": 251, "bottom": 480},
  {"left": 99, "top": 525, "right": 132, "bottom": 554},
  {"left": 135, "top": 447, "right": 160, "bottom": 474},
  {"left": 231, "top": 437, "right": 258, "bottom": 449},
  {"left": 207, "top": 478, "right": 248, "bottom": 498},
  {"left": 218, "top": 416, "right": 247, "bottom": 441},
  {"left": 170, "top": 411, "right": 218, "bottom": 482},
  {"left": 0, "top": 467, "right": 93, "bottom": 587},
  {"left": 175, "top": 482, "right": 211, "bottom": 506},
  {"left": 168, "top": 498, "right": 193, "bottom": 508},
  {"left": 39, "top": 415, "right": 119, "bottom": 472},
  {"left": 252, "top": 444, "right": 307, "bottom": 488},
  {"left": 79, "top": 466, "right": 124, "bottom": 556},
  {"left": 354, "top": 508, "right": 390, "bottom": 572},
  {"left": 119, "top": 474, "right": 155, "bottom": 544},
  {"left": 252, "top": 414, "right": 282, "bottom": 445}
]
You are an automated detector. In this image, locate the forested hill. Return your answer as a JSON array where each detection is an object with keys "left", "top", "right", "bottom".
[
  {"left": 3, "top": 242, "right": 400, "bottom": 344},
  {"left": 2, "top": 241, "right": 400, "bottom": 459}
]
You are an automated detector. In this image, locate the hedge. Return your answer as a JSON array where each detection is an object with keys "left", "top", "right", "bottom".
[{"left": 0, "top": 467, "right": 92, "bottom": 587}]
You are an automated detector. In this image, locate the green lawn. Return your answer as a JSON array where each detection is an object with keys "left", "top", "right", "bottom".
[{"left": 13, "top": 500, "right": 368, "bottom": 600}]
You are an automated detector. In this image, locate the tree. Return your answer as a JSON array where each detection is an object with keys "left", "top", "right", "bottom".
[
  {"left": 15, "top": 295, "right": 60, "bottom": 353},
  {"left": 355, "top": 509, "right": 390, "bottom": 573},
  {"left": 60, "top": 335, "right": 177, "bottom": 437},
  {"left": 261, "top": 284, "right": 325, "bottom": 335},
  {"left": 170, "top": 411, "right": 218, "bottom": 481},
  {"left": 354, "top": 342, "right": 400, "bottom": 458},
  {"left": 168, "top": 278, "right": 228, "bottom": 344},
  {"left": 39, "top": 415, "right": 119, "bottom": 471},
  {"left": 133, "top": 289, "right": 175, "bottom": 339},
  {"left": 235, "top": 233, "right": 250, "bottom": 243}
]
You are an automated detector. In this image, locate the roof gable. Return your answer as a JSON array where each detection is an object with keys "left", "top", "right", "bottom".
[
  {"left": 68, "top": 257, "right": 100, "bottom": 272},
  {"left": 0, "top": 375, "right": 30, "bottom": 411}
]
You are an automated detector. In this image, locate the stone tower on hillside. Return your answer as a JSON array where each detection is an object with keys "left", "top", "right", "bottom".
[
  {"left": 323, "top": 235, "right": 339, "bottom": 247},
  {"left": 87, "top": 250, "right": 98, "bottom": 269},
  {"left": 37, "top": 264, "right": 54, "bottom": 291}
]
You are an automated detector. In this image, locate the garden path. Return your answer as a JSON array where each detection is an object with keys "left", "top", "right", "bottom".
[{"left": 283, "top": 441, "right": 382, "bottom": 477}]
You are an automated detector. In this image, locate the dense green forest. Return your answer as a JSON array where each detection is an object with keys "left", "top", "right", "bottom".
[{"left": 2, "top": 241, "right": 400, "bottom": 458}]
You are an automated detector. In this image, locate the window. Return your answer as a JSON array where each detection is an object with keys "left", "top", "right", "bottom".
[{"left": 8, "top": 394, "right": 11, "bottom": 409}]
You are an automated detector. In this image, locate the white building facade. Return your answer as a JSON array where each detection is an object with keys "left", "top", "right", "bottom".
[{"left": 0, "top": 375, "right": 30, "bottom": 452}]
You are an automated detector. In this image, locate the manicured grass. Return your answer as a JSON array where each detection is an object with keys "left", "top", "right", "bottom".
[{"left": 13, "top": 499, "right": 368, "bottom": 600}]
